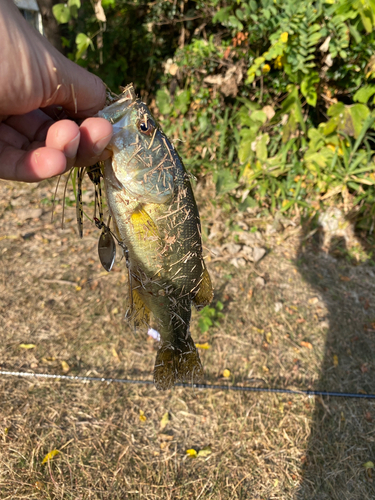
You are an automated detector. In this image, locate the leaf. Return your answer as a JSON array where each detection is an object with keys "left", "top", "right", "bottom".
[
  {"left": 186, "top": 448, "right": 198, "bottom": 457},
  {"left": 34, "top": 481, "right": 45, "bottom": 491},
  {"left": 195, "top": 342, "right": 211, "bottom": 349},
  {"left": 68, "top": 0, "right": 80, "bottom": 18},
  {"left": 353, "top": 85, "right": 375, "bottom": 104},
  {"left": 308, "top": 297, "right": 319, "bottom": 305},
  {"left": 198, "top": 316, "right": 212, "bottom": 333},
  {"left": 19, "top": 344, "right": 36, "bottom": 349},
  {"left": 279, "top": 87, "right": 306, "bottom": 137},
  {"left": 238, "top": 129, "right": 257, "bottom": 164},
  {"left": 228, "top": 15, "right": 243, "bottom": 31},
  {"left": 300, "top": 341, "right": 313, "bottom": 349},
  {"left": 301, "top": 73, "right": 320, "bottom": 107},
  {"left": 160, "top": 412, "right": 169, "bottom": 430},
  {"left": 327, "top": 102, "right": 345, "bottom": 118},
  {"left": 174, "top": 90, "right": 191, "bottom": 115},
  {"left": 197, "top": 446, "right": 212, "bottom": 457},
  {"left": 214, "top": 170, "right": 239, "bottom": 195},
  {"left": 251, "top": 110, "right": 267, "bottom": 124},
  {"left": 111, "top": 347, "right": 120, "bottom": 360},
  {"left": 255, "top": 133, "right": 269, "bottom": 161},
  {"left": 359, "top": 10, "right": 373, "bottom": 33},
  {"left": 349, "top": 104, "right": 370, "bottom": 138},
  {"left": 333, "top": 354, "right": 339, "bottom": 367},
  {"left": 42, "top": 449, "right": 60, "bottom": 464},
  {"left": 213, "top": 6, "right": 231, "bottom": 24},
  {"left": 223, "top": 369, "right": 231, "bottom": 378},
  {"left": 61, "top": 361, "right": 70, "bottom": 373},
  {"left": 363, "top": 461, "right": 374, "bottom": 469},
  {"left": 156, "top": 88, "right": 172, "bottom": 115},
  {"left": 139, "top": 410, "right": 147, "bottom": 422},
  {"left": 52, "top": 3, "right": 71, "bottom": 24},
  {"left": 325, "top": 103, "right": 370, "bottom": 138},
  {"left": 75, "top": 33, "right": 94, "bottom": 60}
]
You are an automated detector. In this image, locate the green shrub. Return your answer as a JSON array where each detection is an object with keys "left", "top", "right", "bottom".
[{"left": 52, "top": 0, "right": 375, "bottom": 228}]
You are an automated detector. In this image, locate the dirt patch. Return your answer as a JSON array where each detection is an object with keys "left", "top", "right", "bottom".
[{"left": 0, "top": 178, "right": 374, "bottom": 499}]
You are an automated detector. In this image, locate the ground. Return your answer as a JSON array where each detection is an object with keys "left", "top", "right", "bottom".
[{"left": 0, "top": 176, "right": 375, "bottom": 499}]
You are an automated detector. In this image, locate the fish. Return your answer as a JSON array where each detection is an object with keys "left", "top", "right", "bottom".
[{"left": 97, "top": 83, "right": 213, "bottom": 390}]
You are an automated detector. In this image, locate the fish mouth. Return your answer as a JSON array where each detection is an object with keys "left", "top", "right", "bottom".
[
  {"left": 115, "top": 83, "right": 137, "bottom": 107},
  {"left": 98, "top": 83, "right": 137, "bottom": 129}
]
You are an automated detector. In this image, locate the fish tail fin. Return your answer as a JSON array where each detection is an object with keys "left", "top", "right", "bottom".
[{"left": 153, "top": 336, "right": 204, "bottom": 391}]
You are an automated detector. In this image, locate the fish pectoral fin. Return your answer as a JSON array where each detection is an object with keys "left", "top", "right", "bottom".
[
  {"left": 125, "top": 287, "right": 151, "bottom": 328},
  {"left": 131, "top": 207, "right": 160, "bottom": 242},
  {"left": 192, "top": 267, "right": 214, "bottom": 311},
  {"left": 153, "top": 337, "right": 204, "bottom": 391}
]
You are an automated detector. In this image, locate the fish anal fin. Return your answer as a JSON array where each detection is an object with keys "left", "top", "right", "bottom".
[
  {"left": 193, "top": 267, "right": 213, "bottom": 311},
  {"left": 153, "top": 337, "right": 204, "bottom": 391}
]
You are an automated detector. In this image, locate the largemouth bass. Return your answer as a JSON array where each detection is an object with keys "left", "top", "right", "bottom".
[{"left": 98, "top": 84, "right": 213, "bottom": 390}]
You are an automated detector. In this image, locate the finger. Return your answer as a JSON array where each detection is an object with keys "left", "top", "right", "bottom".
[
  {"left": 0, "top": 123, "right": 30, "bottom": 149},
  {"left": 0, "top": 142, "right": 66, "bottom": 182},
  {"left": 0, "top": 1, "right": 106, "bottom": 118},
  {"left": 75, "top": 117, "right": 113, "bottom": 168},
  {"left": 4, "top": 110, "right": 54, "bottom": 142},
  {"left": 40, "top": 105, "right": 69, "bottom": 121},
  {"left": 50, "top": 59, "right": 107, "bottom": 117},
  {"left": 45, "top": 119, "right": 81, "bottom": 170},
  {"left": 36, "top": 45, "right": 107, "bottom": 117}
]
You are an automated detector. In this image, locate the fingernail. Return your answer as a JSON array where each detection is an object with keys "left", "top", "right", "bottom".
[
  {"left": 93, "top": 133, "right": 112, "bottom": 156},
  {"left": 64, "top": 132, "right": 80, "bottom": 159}
]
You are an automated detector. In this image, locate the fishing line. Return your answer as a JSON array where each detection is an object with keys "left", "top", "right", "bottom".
[{"left": 1, "top": 369, "right": 374, "bottom": 399}]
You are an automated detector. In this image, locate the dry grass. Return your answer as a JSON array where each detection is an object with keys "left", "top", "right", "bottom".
[{"left": 0, "top": 177, "right": 375, "bottom": 499}]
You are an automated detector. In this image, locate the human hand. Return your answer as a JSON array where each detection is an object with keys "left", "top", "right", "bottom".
[{"left": 0, "top": 0, "right": 113, "bottom": 182}]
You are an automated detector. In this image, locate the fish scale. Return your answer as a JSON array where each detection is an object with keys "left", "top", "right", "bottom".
[{"left": 98, "top": 84, "right": 213, "bottom": 390}]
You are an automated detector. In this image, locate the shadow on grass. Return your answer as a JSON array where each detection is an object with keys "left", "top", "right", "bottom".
[{"left": 295, "top": 228, "right": 375, "bottom": 499}]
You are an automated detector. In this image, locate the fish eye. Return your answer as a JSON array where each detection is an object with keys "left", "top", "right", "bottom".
[{"left": 138, "top": 120, "right": 155, "bottom": 136}]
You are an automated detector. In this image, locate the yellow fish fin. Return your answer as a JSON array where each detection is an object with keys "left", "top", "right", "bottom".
[
  {"left": 125, "top": 286, "right": 151, "bottom": 328},
  {"left": 153, "top": 336, "right": 204, "bottom": 391},
  {"left": 192, "top": 267, "right": 213, "bottom": 311},
  {"left": 130, "top": 207, "right": 160, "bottom": 242}
]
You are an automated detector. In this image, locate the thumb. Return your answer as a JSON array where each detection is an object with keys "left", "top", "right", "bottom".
[
  {"left": 43, "top": 54, "right": 107, "bottom": 117},
  {"left": 0, "top": 0, "right": 107, "bottom": 118}
]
